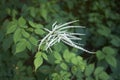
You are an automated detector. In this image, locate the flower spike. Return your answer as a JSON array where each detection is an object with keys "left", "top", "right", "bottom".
[{"left": 38, "top": 20, "right": 94, "bottom": 54}]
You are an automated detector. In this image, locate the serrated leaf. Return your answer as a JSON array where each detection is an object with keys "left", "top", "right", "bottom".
[
  {"left": 35, "top": 28, "right": 45, "bottom": 35},
  {"left": 96, "top": 50, "right": 105, "bottom": 61},
  {"left": 7, "top": 24, "right": 17, "bottom": 34},
  {"left": 60, "top": 62, "right": 68, "bottom": 70},
  {"left": 15, "top": 39, "right": 27, "bottom": 53},
  {"left": 94, "top": 67, "right": 104, "bottom": 76},
  {"left": 34, "top": 56, "right": 43, "bottom": 71},
  {"left": 22, "top": 29, "right": 30, "bottom": 38},
  {"left": 85, "top": 64, "right": 94, "bottom": 76},
  {"left": 105, "top": 55, "right": 117, "bottom": 67},
  {"left": 13, "top": 28, "right": 22, "bottom": 43},
  {"left": 18, "top": 17, "right": 26, "bottom": 26}
]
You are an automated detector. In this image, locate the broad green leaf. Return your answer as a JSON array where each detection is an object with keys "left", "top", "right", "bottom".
[
  {"left": 39, "top": 65, "right": 51, "bottom": 74},
  {"left": 28, "top": 21, "right": 41, "bottom": 28},
  {"left": 18, "top": 17, "right": 26, "bottom": 26},
  {"left": 35, "top": 52, "right": 42, "bottom": 58},
  {"left": 40, "top": 4, "right": 47, "bottom": 20},
  {"left": 15, "top": 39, "right": 27, "bottom": 53},
  {"left": 35, "top": 28, "right": 45, "bottom": 35},
  {"left": 94, "top": 67, "right": 104, "bottom": 76},
  {"left": 28, "top": 21, "right": 36, "bottom": 28},
  {"left": 96, "top": 50, "right": 105, "bottom": 61},
  {"left": 60, "top": 62, "right": 68, "bottom": 70},
  {"left": 110, "top": 36, "right": 120, "bottom": 47},
  {"left": 97, "top": 26, "right": 111, "bottom": 37},
  {"left": 26, "top": 41, "right": 32, "bottom": 50},
  {"left": 71, "top": 57, "right": 78, "bottom": 65},
  {"left": 30, "top": 7, "right": 36, "bottom": 17},
  {"left": 63, "top": 49, "right": 70, "bottom": 62},
  {"left": 34, "top": 56, "right": 43, "bottom": 71},
  {"left": 42, "top": 53, "right": 48, "bottom": 61},
  {"left": 55, "top": 60, "right": 61, "bottom": 64},
  {"left": 13, "top": 28, "right": 22, "bottom": 43},
  {"left": 7, "top": 24, "right": 17, "bottom": 34},
  {"left": 29, "top": 36, "right": 38, "bottom": 45},
  {"left": 71, "top": 66, "right": 77, "bottom": 74},
  {"left": 2, "top": 35, "right": 13, "bottom": 51},
  {"left": 53, "top": 52, "right": 62, "bottom": 61},
  {"left": 86, "top": 77, "right": 94, "bottom": 80},
  {"left": 22, "top": 29, "right": 30, "bottom": 38},
  {"left": 105, "top": 55, "right": 117, "bottom": 67},
  {"left": 102, "top": 47, "right": 116, "bottom": 55},
  {"left": 99, "top": 72, "right": 109, "bottom": 80},
  {"left": 85, "top": 64, "right": 95, "bottom": 76}
]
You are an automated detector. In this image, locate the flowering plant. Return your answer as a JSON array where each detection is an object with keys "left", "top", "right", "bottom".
[{"left": 38, "top": 20, "right": 94, "bottom": 53}]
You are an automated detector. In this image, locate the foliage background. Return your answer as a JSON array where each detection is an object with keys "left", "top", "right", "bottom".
[{"left": 0, "top": 0, "right": 120, "bottom": 80}]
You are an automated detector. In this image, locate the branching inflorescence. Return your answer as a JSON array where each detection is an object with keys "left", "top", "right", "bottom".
[{"left": 38, "top": 20, "right": 94, "bottom": 54}]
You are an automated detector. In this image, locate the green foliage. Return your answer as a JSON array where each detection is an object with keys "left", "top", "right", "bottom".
[{"left": 0, "top": 0, "right": 120, "bottom": 80}]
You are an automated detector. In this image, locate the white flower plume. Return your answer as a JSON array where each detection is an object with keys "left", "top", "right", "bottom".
[{"left": 38, "top": 20, "right": 94, "bottom": 54}]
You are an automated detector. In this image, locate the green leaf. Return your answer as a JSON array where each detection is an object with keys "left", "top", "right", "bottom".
[
  {"left": 2, "top": 35, "right": 13, "bottom": 51},
  {"left": 63, "top": 49, "right": 76, "bottom": 63},
  {"left": 7, "top": 24, "right": 17, "bottom": 34},
  {"left": 96, "top": 50, "right": 105, "bottom": 61},
  {"left": 39, "top": 65, "right": 51, "bottom": 74},
  {"left": 97, "top": 26, "right": 111, "bottom": 37},
  {"left": 22, "top": 29, "right": 30, "bottom": 38},
  {"left": 28, "top": 21, "right": 36, "bottom": 28},
  {"left": 28, "top": 21, "right": 42, "bottom": 28},
  {"left": 60, "top": 62, "right": 68, "bottom": 70},
  {"left": 35, "top": 52, "right": 42, "bottom": 58},
  {"left": 105, "top": 55, "right": 117, "bottom": 67},
  {"left": 53, "top": 52, "right": 62, "bottom": 61},
  {"left": 40, "top": 4, "right": 47, "bottom": 20},
  {"left": 42, "top": 53, "right": 48, "bottom": 61},
  {"left": 102, "top": 47, "right": 116, "bottom": 55},
  {"left": 85, "top": 64, "right": 94, "bottom": 76},
  {"left": 18, "top": 17, "right": 26, "bottom": 26},
  {"left": 99, "top": 72, "right": 109, "bottom": 80},
  {"left": 30, "top": 7, "right": 36, "bottom": 17},
  {"left": 63, "top": 49, "right": 70, "bottom": 62},
  {"left": 71, "top": 57, "right": 78, "bottom": 65},
  {"left": 35, "top": 28, "right": 45, "bottom": 35},
  {"left": 34, "top": 56, "right": 43, "bottom": 71},
  {"left": 15, "top": 39, "right": 27, "bottom": 53},
  {"left": 86, "top": 77, "right": 94, "bottom": 80},
  {"left": 13, "top": 28, "right": 22, "bottom": 43},
  {"left": 94, "top": 67, "right": 104, "bottom": 76},
  {"left": 29, "top": 36, "right": 38, "bottom": 45},
  {"left": 110, "top": 36, "right": 120, "bottom": 47},
  {"left": 26, "top": 41, "right": 32, "bottom": 50}
]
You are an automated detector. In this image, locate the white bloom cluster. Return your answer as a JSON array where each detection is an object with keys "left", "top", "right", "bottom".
[{"left": 38, "top": 20, "right": 94, "bottom": 53}]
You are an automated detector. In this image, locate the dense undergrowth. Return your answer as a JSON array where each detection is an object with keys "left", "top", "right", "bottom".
[{"left": 0, "top": 0, "right": 120, "bottom": 80}]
